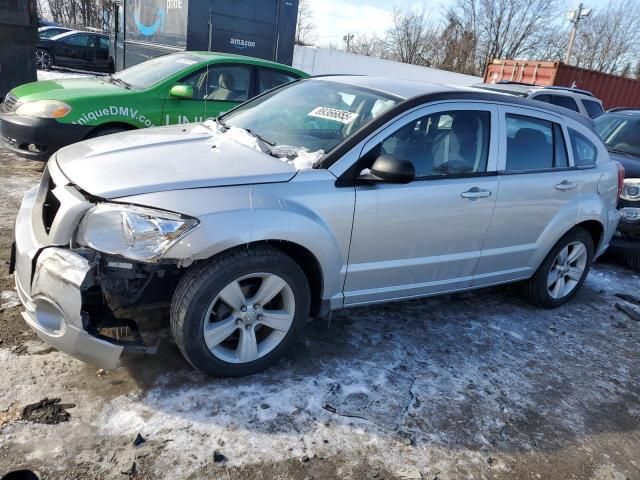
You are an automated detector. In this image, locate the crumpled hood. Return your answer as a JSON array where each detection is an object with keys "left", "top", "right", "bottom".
[{"left": 55, "top": 124, "right": 297, "bottom": 198}]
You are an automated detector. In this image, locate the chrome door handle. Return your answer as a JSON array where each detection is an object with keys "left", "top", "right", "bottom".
[
  {"left": 555, "top": 180, "right": 577, "bottom": 191},
  {"left": 461, "top": 187, "right": 492, "bottom": 199}
]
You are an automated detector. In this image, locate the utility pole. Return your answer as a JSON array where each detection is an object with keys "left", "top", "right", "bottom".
[
  {"left": 564, "top": 3, "right": 591, "bottom": 65},
  {"left": 343, "top": 33, "right": 354, "bottom": 53}
]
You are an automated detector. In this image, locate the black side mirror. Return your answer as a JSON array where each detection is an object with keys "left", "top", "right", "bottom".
[{"left": 357, "top": 154, "right": 415, "bottom": 184}]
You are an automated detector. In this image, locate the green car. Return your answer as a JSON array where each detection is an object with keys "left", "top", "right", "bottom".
[{"left": 0, "top": 52, "right": 307, "bottom": 160}]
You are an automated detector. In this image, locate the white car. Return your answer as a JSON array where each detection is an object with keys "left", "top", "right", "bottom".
[{"left": 476, "top": 82, "right": 605, "bottom": 118}]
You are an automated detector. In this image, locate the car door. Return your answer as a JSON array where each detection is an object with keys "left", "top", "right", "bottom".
[
  {"left": 90, "top": 36, "right": 110, "bottom": 71},
  {"left": 56, "top": 33, "right": 91, "bottom": 68},
  {"left": 162, "top": 64, "right": 253, "bottom": 125},
  {"left": 474, "top": 105, "right": 582, "bottom": 286},
  {"left": 342, "top": 103, "right": 500, "bottom": 306}
]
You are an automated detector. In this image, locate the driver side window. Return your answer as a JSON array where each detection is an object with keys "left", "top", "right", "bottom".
[{"left": 377, "top": 110, "right": 491, "bottom": 177}]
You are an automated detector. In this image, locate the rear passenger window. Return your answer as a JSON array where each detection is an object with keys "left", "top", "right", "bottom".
[
  {"left": 505, "top": 114, "right": 568, "bottom": 171},
  {"left": 258, "top": 69, "right": 299, "bottom": 94},
  {"left": 551, "top": 95, "right": 580, "bottom": 112},
  {"left": 582, "top": 100, "right": 604, "bottom": 118},
  {"left": 378, "top": 110, "right": 491, "bottom": 177},
  {"left": 569, "top": 129, "right": 598, "bottom": 166}
]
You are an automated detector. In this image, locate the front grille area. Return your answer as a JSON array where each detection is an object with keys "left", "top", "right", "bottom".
[
  {"left": 42, "top": 176, "right": 61, "bottom": 234},
  {"left": 1, "top": 93, "right": 18, "bottom": 113}
]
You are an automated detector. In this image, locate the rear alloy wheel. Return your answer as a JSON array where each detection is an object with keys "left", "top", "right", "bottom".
[
  {"left": 35, "top": 49, "right": 53, "bottom": 70},
  {"left": 522, "top": 227, "right": 594, "bottom": 308},
  {"left": 171, "top": 246, "right": 310, "bottom": 377}
]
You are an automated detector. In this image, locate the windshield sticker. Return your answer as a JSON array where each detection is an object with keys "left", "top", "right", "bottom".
[
  {"left": 176, "top": 59, "right": 197, "bottom": 65},
  {"left": 308, "top": 106, "right": 358, "bottom": 124}
]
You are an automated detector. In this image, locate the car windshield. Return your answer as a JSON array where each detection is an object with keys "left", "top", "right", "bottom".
[
  {"left": 595, "top": 113, "right": 640, "bottom": 158},
  {"left": 222, "top": 80, "right": 400, "bottom": 154},
  {"left": 111, "top": 53, "right": 202, "bottom": 90}
]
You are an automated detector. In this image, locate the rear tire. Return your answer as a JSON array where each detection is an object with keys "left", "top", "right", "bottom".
[
  {"left": 170, "top": 246, "right": 310, "bottom": 377},
  {"left": 521, "top": 227, "right": 594, "bottom": 309},
  {"left": 626, "top": 255, "right": 640, "bottom": 272},
  {"left": 35, "top": 49, "right": 53, "bottom": 70}
]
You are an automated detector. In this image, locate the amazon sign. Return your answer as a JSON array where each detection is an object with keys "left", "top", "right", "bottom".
[{"left": 126, "top": 0, "right": 188, "bottom": 48}]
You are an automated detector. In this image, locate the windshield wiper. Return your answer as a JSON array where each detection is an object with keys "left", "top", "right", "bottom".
[
  {"left": 109, "top": 76, "right": 132, "bottom": 89},
  {"left": 244, "top": 128, "right": 275, "bottom": 146},
  {"left": 215, "top": 116, "right": 229, "bottom": 131},
  {"left": 608, "top": 147, "right": 640, "bottom": 159}
]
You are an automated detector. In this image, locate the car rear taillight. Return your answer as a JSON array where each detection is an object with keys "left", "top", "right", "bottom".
[{"left": 615, "top": 161, "right": 625, "bottom": 201}]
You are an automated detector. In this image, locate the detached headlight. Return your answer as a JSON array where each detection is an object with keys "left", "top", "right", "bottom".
[
  {"left": 15, "top": 100, "right": 71, "bottom": 119},
  {"left": 77, "top": 204, "right": 199, "bottom": 262},
  {"left": 621, "top": 179, "right": 640, "bottom": 201}
]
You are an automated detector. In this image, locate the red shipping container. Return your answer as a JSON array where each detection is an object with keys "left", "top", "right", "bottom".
[{"left": 483, "top": 59, "right": 640, "bottom": 110}]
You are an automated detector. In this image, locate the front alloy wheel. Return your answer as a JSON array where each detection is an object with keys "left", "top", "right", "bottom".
[
  {"left": 171, "top": 246, "right": 310, "bottom": 377},
  {"left": 204, "top": 273, "right": 296, "bottom": 363},
  {"left": 35, "top": 49, "right": 53, "bottom": 70}
]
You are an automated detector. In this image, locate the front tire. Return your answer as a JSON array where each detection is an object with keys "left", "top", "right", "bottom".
[
  {"left": 170, "top": 246, "right": 310, "bottom": 377},
  {"left": 86, "top": 126, "right": 129, "bottom": 139},
  {"left": 35, "top": 49, "right": 53, "bottom": 70},
  {"left": 521, "top": 227, "right": 594, "bottom": 309},
  {"left": 626, "top": 255, "right": 640, "bottom": 272}
]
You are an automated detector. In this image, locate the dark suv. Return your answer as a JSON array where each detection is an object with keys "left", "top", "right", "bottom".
[{"left": 595, "top": 108, "right": 640, "bottom": 269}]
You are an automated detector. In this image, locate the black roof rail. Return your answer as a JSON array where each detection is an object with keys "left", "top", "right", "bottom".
[
  {"left": 496, "top": 80, "right": 536, "bottom": 86},
  {"left": 542, "top": 85, "right": 594, "bottom": 97}
]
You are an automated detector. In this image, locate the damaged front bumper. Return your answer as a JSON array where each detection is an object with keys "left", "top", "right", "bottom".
[
  {"left": 12, "top": 164, "right": 124, "bottom": 369},
  {"left": 15, "top": 248, "right": 123, "bottom": 369}
]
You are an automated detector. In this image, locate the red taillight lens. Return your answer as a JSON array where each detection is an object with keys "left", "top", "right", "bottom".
[{"left": 615, "top": 161, "right": 625, "bottom": 201}]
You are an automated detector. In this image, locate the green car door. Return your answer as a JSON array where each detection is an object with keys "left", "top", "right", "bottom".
[{"left": 162, "top": 63, "right": 304, "bottom": 125}]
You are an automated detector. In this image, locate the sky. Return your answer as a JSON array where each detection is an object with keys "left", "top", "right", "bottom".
[{"left": 309, "top": 0, "right": 616, "bottom": 47}]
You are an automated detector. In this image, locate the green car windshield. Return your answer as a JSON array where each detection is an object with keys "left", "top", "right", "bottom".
[
  {"left": 223, "top": 80, "right": 400, "bottom": 154},
  {"left": 111, "top": 53, "right": 202, "bottom": 90},
  {"left": 595, "top": 113, "right": 640, "bottom": 158}
]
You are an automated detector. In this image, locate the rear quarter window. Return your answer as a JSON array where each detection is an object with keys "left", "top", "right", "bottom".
[
  {"left": 551, "top": 95, "right": 580, "bottom": 112},
  {"left": 569, "top": 129, "right": 598, "bottom": 166},
  {"left": 582, "top": 100, "right": 604, "bottom": 118}
]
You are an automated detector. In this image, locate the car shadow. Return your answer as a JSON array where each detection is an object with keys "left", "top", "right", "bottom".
[{"left": 117, "top": 265, "right": 640, "bottom": 454}]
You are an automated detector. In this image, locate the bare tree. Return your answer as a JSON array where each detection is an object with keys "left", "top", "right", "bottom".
[
  {"left": 384, "top": 7, "right": 442, "bottom": 66},
  {"left": 568, "top": 0, "right": 640, "bottom": 74},
  {"left": 295, "top": 0, "right": 316, "bottom": 46},
  {"left": 43, "top": 0, "right": 109, "bottom": 30},
  {"left": 446, "top": 0, "right": 563, "bottom": 75},
  {"left": 349, "top": 34, "right": 387, "bottom": 58}
]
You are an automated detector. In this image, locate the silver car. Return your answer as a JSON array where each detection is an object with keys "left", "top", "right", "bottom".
[{"left": 11, "top": 76, "right": 621, "bottom": 376}]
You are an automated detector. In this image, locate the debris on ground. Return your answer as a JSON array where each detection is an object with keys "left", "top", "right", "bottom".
[
  {"left": 121, "top": 462, "right": 137, "bottom": 479},
  {"left": 21, "top": 398, "right": 75, "bottom": 424},
  {"left": 397, "top": 466, "right": 422, "bottom": 479},
  {"left": 0, "top": 290, "right": 20, "bottom": 311},
  {"left": 615, "top": 302, "right": 640, "bottom": 322},
  {"left": 0, "top": 401, "right": 21, "bottom": 426},
  {"left": 212, "top": 451, "right": 227, "bottom": 463},
  {"left": 133, "top": 433, "right": 146, "bottom": 447}
]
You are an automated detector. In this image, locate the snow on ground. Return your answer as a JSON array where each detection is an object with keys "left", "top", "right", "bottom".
[{"left": 0, "top": 149, "right": 639, "bottom": 479}]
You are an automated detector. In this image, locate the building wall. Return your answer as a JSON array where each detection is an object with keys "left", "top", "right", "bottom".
[
  {"left": 0, "top": 0, "right": 37, "bottom": 96},
  {"left": 293, "top": 46, "right": 482, "bottom": 87}
]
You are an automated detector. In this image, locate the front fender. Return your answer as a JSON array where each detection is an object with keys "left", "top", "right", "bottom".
[{"left": 122, "top": 172, "right": 355, "bottom": 305}]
